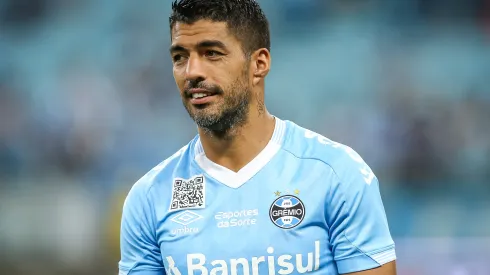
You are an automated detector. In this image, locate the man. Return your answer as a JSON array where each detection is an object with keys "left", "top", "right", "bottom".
[{"left": 119, "top": 0, "right": 397, "bottom": 274}]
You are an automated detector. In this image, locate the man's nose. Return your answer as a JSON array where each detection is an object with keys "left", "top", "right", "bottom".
[{"left": 185, "top": 55, "right": 206, "bottom": 81}]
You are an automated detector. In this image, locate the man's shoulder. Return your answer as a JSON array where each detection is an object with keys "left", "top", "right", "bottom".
[{"left": 283, "top": 121, "right": 372, "bottom": 179}]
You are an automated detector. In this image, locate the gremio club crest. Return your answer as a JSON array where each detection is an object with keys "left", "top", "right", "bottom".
[{"left": 269, "top": 190, "right": 305, "bottom": 229}]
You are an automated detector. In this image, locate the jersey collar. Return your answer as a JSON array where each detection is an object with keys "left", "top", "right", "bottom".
[{"left": 194, "top": 117, "right": 286, "bottom": 188}]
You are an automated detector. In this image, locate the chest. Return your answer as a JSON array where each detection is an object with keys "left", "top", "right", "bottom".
[{"left": 154, "top": 172, "right": 336, "bottom": 274}]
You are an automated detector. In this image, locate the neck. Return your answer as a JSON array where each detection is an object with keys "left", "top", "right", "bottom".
[{"left": 197, "top": 108, "right": 276, "bottom": 172}]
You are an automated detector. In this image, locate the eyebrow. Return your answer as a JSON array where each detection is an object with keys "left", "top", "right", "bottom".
[{"left": 170, "top": 40, "right": 228, "bottom": 54}]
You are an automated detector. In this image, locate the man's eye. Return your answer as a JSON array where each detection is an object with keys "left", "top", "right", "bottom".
[
  {"left": 205, "top": 51, "right": 222, "bottom": 57},
  {"left": 173, "top": 54, "right": 183, "bottom": 62}
]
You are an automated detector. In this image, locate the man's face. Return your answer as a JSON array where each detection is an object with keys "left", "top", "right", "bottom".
[{"left": 170, "top": 20, "right": 252, "bottom": 133}]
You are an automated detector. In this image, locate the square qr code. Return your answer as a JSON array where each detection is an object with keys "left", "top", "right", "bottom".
[{"left": 170, "top": 175, "right": 205, "bottom": 211}]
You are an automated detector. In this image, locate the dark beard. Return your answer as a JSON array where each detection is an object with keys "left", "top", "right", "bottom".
[
  {"left": 194, "top": 95, "right": 249, "bottom": 138},
  {"left": 183, "top": 78, "right": 251, "bottom": 137}
]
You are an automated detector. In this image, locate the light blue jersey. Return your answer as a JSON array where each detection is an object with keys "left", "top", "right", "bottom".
[{"left": 119, "top": 118, "right": 396, "bottom": 275}]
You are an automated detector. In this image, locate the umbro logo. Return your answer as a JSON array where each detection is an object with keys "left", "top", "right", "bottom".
[{"left": 171, "top": 210, "right": 203, "bottom": 226}]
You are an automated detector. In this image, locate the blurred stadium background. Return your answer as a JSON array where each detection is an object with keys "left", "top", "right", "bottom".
[{"left": 0, "top": 0, "right": 489, "bottom": 274}]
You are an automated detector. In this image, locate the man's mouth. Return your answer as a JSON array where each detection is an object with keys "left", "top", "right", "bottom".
[
  {"left": 191, "top": 92, "right": 212, "bottom": 99},
  {"left": 187, "top": 88, "right": 218, "bottom": 105},
  {"left": 187, "top": 88, "right": 218, "bottom": 99}
]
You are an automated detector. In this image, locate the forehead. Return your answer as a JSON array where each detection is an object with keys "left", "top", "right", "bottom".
[{"left": 171, "top": 20, "right": 239, "bottom": 48}]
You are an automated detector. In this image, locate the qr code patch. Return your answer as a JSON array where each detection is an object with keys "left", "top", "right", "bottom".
[{"left": 170, "top": 175, "right": 205, "bottom": 211}]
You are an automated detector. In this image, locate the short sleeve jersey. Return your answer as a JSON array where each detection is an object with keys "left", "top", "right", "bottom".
[{"left": 119, "top": 118, "right": 396, "bottom": 275}]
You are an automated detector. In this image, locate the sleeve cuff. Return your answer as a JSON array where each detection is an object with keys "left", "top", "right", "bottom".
[{"left": 336, "top": 247, "right": 396, "bottom": 274}]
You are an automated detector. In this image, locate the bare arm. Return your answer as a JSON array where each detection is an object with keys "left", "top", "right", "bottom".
[{"left": 347, "top": 261, "right": 397, "bottom": 275}]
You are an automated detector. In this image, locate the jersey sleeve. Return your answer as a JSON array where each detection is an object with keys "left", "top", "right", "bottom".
[
  {"left": 326, "top": 149, "right": 396, "bottom": 274},
  {"left": 119, "top": 181, "right": 165, "bottom": 275}
]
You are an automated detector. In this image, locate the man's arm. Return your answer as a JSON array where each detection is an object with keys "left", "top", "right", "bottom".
[
  {"left": 119, "top": 181, "right": 165, "bottom": 275},
  {"left": 347, "top": 261, "right": 397, "bottom": 275},
  {"left": 326, "top": 147, "right": 396, "bottom": 275}
]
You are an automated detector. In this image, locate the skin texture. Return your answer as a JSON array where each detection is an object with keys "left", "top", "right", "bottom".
[
  {"left": 170, "top": 19, "right": 275, "bottom": 172},
  {"left": 170, "top": 19, "right": 397, "bottom": 275},
  {"left": 347, "top": 261, "right": 397, "bottom": 275}
]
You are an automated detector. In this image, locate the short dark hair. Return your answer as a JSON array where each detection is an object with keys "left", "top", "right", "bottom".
[{"left": 169, "top": 0, "right": 270, "bottom": 56}]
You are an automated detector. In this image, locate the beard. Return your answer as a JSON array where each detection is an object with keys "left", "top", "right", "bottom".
[{"left": 182, "top": 71, "right": 251, "bottom": 136}]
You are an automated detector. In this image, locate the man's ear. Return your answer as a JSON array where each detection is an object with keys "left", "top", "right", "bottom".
[{"left": 251, "top": 48, "right": 271, "bottom": 85}]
